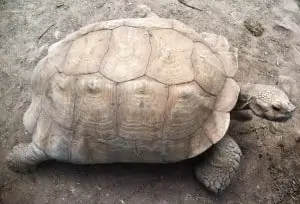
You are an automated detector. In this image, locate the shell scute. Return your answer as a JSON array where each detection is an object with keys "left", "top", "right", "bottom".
[
  {"left": 146, "top": 29, "right": 194, "bottom": 85},
  {"left": 73, "top": 73, "right": 117, "bottom": 141},
  {"left": 163, "top": 82, "right": 215, "bottom": 140},
  {"left": 43, "top": 73, "right": 75, "bottom": 128},
  {"left": 100, "top": 26, "right": 151, "bottom": 82},
  {"left": 59, "top": 30, "right": 111, "bottom": 75},
  {"left": 117, "top": 77, "right": 168, "bottom": 140}
]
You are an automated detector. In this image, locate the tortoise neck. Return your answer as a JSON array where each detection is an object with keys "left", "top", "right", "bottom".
[{"left": 233, "top": 82, "right": 254, "bottom": 111}]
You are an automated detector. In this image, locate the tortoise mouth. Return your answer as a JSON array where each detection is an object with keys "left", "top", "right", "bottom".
[{"left": 265, "top": 113, "right": 293, "bottom": 123}]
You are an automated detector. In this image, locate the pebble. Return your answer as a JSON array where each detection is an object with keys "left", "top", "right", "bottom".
[
  {"left": 244, "top": 18, "right": 265, "bottom": 36},
  {"left": 292, "top": 128, "right": 300, "bottom": 143},
  {"left": 269, "top": 122, "right": 283, "bottom": 134},
  {"left": 54, "top": 30, "right": 63, "bottom": 40}
]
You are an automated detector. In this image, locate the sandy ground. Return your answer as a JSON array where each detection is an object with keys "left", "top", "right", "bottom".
[{"left": 0, "top": 0, "right": 300, "bottom": 203}]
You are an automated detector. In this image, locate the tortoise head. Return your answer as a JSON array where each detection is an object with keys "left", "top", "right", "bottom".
[{"left": 239, "top": 83, "right": 296, "bottom": 122}]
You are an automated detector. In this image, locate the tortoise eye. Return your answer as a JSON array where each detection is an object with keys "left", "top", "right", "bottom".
[{"left": 272, "top": 104, "right": 281, "bottom": 111}]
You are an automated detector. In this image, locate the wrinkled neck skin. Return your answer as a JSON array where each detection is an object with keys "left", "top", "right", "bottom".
[{"left": 233, "top": 82, "right": 253, "bottom": 111}]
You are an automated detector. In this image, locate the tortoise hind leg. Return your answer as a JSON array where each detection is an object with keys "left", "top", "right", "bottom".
[
  {"left": 194, "top": 136, "right": 242, "bottom": 194},
  {"left": 6, "top": 142, "right": 49, "bottom": 173}
]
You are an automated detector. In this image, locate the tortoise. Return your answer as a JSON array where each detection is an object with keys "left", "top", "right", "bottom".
[{"left": 6, "top": 5, "right": 296, "bottom": 194}]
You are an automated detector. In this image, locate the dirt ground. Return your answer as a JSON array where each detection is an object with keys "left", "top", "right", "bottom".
[{"left": 0, "top": 0, "right": 300, "bottom": 203}]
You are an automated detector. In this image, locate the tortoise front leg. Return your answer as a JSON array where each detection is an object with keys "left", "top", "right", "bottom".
[
  {"left": 6, "top": 142, "right": 49, "bottom": 173},
  {"left": 194, "top": 136, "right": 242, "bottom": 194}
]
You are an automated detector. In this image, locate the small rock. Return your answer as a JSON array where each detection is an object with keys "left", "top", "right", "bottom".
[
  {"left": 273, "top": 22, "right": 293, "bottom": 32},
  {"left": 55, "top": 3, "right": 64, "bottom": 8},
  {"left": 54, "top": 30, "right": 63, "bottom": 40},
  {"left": 276, "top": 56, "right": 280, "bottom": 66},
  {"left": 244, "top": 18, "right": 265, "bottom": 37},
  {"left": 132, "top": 4, "right": 151, "bottom": 18},
  {"left": 269, "top": 122, "right": 283, "bottom": 134},
  {"left": 55, "top": 1, "right": 65, "bottom": 8},
  {"left": 70, "top": 186, "right": 76, "bottom": 194}
]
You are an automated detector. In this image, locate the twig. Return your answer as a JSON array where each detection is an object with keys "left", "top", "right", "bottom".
[
  {"left": 55, "top": 3, "right": 64, "bottom": 8},
  {"left": 178, "top": 0, "right": 203, "bottom": 11},
  {"left": 38, "top": 23, "right": 55, "bottom": 40}
]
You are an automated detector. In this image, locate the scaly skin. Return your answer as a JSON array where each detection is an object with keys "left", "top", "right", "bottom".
[
  {"left": 6, "top": 143, "right": 49, "bottom": 173},
  {"left": 235, "top": 83, "right": 296, "bottom": 122},
  {"left": 194, "top": 136, "right": 242, "bottom": 194}
]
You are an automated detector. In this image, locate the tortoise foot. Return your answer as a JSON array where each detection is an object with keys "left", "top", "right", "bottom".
[
  {"left": 6, "top": 142, "right": 49, "bottom": 173},
  {"left": 194, "top": 136, "right": 242, "bottom": 194}
]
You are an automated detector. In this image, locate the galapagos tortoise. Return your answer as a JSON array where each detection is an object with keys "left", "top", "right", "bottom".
[{"left": 6, "top": 5, "right": 296, "bottom": 194}]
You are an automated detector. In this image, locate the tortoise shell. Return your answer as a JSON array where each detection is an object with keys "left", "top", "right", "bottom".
[{"left": 23, "top": 17, "right": 240, "bottom": 163}]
